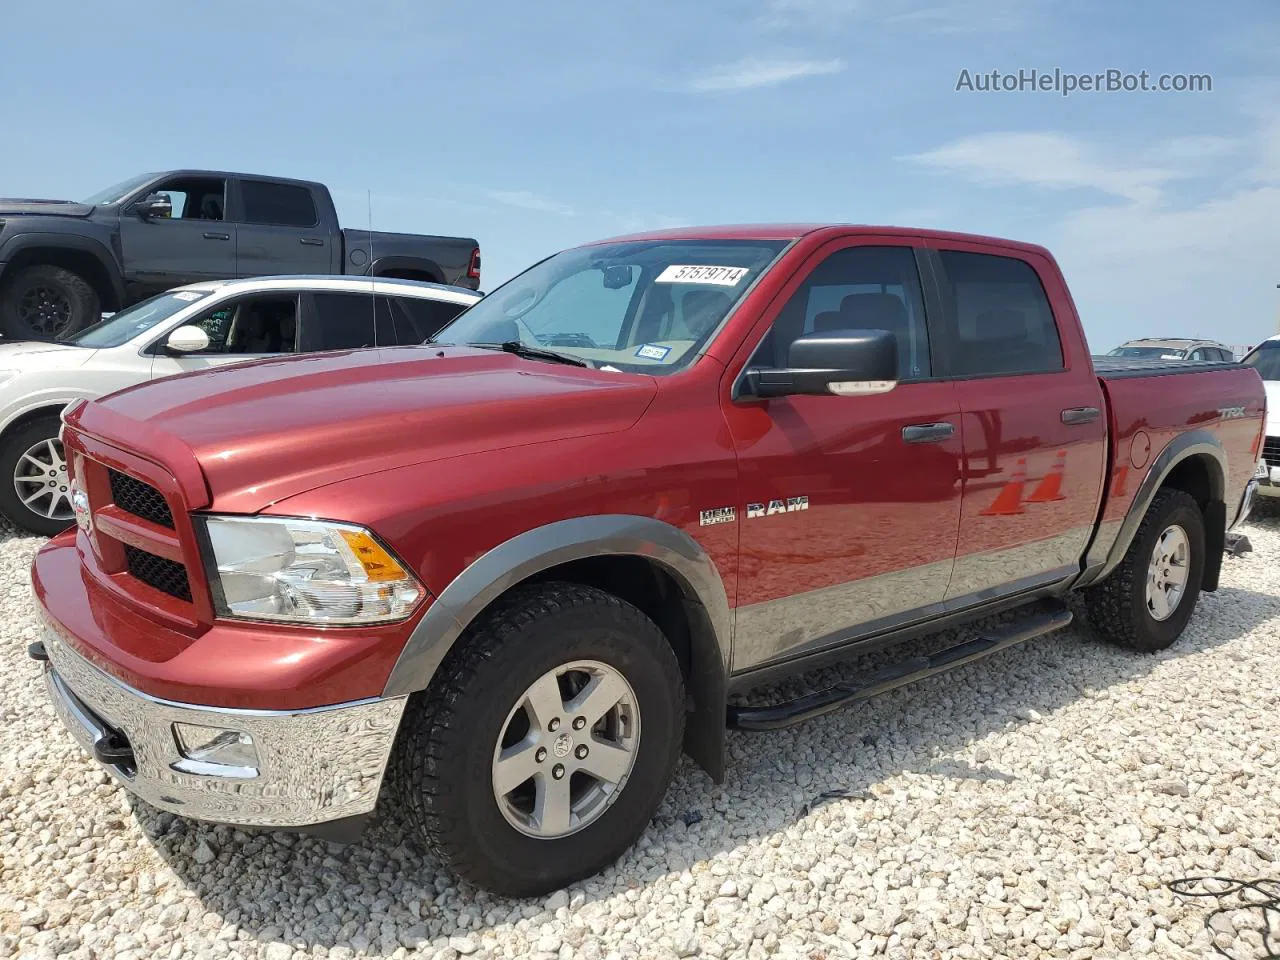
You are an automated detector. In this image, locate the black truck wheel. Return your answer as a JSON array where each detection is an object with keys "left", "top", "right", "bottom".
[
  {"left": 0, "top": 415, "right": 76, "bottom": 537},
  {"left": 0, "top": 264, "right": 101, "bottom": 340},
  {"left": 1082, "top": 489, "right": 1206, "bottom": 653},
  {"left": 392, "top": 582, "right": 685, "bottom": 897}
]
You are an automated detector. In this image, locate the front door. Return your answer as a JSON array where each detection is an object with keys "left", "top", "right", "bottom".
[
  {"left": 923, "top": 243, "right": 1109, "bottom": 604},
  {"left": 722, "top": 240, "right": 963, "bottom": 673},
  {"left": 118, "top": 175, "right": 236, "bottom": 295}
]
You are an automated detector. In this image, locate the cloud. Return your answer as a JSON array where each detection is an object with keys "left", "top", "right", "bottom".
[
  {"left": 759, "top": 0, "right": 1032, "bottom": 33},
  {"left": 906, "top": 113, "right": 1280, "bottom": 348},
  {"left": 908, "top": 132, "right": 1179, "bottom": 204},
  {"left": 684, "top": 57, "right": 845, "bottom": 93},
  {"left": 485, "top": 189, "right": 578, "bottom": 217}
]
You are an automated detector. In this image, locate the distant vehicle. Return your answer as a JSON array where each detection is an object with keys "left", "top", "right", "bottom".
[
  {"left": 1107, "top": 338, "right": 1236, "bottom": 362},
  {"left": 0, "top": 275, "right": 480, "bottom": 535},
  {"left": 1241, "top": 337, "right": 1280, "bottom": 498},
  {"left": 0, "top": 170, "right": 481, "bottom": 340}
]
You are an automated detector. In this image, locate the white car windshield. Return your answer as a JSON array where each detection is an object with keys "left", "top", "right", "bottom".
[
  {"left": 1243, "top": 342, "right": 1280, "bottom": 381},
  {"left": 434, "top": 239, "right": 788, "bottom": 374},
  {"left": 66, "top": 291, "right": 210, "bottom": 348}
]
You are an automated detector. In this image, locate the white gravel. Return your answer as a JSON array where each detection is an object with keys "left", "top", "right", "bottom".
[{"left": 4, "top": 510, "right": 1280, "bottom": 960}]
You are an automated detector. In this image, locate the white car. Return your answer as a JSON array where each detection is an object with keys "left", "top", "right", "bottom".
[
  {"left": 1242, "top": 337, "right": 1280, "bottom": 497},
  {"left": 0, "top": 275, "right": 480, "bottom": 535}
]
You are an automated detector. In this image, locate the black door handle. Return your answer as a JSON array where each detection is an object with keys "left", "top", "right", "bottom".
[
  {"left": 300, "top": 238, "right": 324, "bottom": 246},
  {"left": 902, "top": 422, "right": 955, "bottom": 443},
  {"left": 203, "top": 231, "right": 230, "bottom": 241},
  {"left": 1061, "top": 406, "right": 1100, "bottom": 425}
]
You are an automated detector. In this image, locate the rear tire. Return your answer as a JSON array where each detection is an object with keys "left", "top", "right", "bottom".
[
  {"left": 392, "top": 582, "right": 685, "bottom": 897},
  {"left": 0, "top": 415, "right": 75, "bottom": 537},
  {"left": 0, "top": 264, "right": 100, "bottom": 340},
  {"left": 1082, "top": 488, "right": 1205, "bottom": 652}
]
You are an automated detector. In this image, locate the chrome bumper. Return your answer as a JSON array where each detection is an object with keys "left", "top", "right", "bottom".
[
  {"left": 39, "top": 629, "right": 407, "bottom": 829},
  {"left": 1237, "top": 459, "right": 1270, "bottom": 516}
]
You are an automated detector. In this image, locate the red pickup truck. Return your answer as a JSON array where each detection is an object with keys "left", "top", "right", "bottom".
[{"left": 29, "top": 224, "right": 1266, "bottom": 896}]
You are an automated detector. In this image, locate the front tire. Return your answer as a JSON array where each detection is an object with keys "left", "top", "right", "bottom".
[
  {"left": 0, "top": 416, "right": 75, "bottom": 537},
  {"left": 1082, "top": 488, "right": 1206, "bottom": 652},
  {"left": 0, "top": 264, "right": 101, "bottom": 340},
  {"left": 392, "top": 582, "right": 686, "bottom": 897}
]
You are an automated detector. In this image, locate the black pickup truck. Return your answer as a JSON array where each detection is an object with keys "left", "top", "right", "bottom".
[{"left": 0, "top": 170, "right": 481, "bottom": 340}]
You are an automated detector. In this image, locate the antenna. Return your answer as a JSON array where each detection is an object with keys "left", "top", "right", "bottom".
[{"left": 368, "top": 188, "right": 377, "bottom": 346}]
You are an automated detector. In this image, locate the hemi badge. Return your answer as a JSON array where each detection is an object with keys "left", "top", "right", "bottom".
[{"left": 699, "top": 507, "right": 736, "bottom": 526}]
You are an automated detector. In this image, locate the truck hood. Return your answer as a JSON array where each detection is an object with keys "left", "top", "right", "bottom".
[
  {"left": 70, "top": 346, "right": 658, "bottom": 513},
  {"left": 0, "top": 198, "right": 96, "bottom": 218},
  {"left": 0, "top": 339, "right": 96, "bottom": 370}
]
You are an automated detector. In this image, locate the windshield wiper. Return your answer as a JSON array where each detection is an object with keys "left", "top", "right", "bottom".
[{"left": 469, "top": 340, "right": 588, "bottom": 367}]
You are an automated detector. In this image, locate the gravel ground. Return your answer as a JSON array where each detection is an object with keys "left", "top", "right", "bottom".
[{"left": 3, "top": 512, "right": 1280, "bottom": 960}]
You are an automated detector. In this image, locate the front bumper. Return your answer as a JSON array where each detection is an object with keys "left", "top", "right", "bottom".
[{"left": 35, "top": 626, "right": 407, "bottom": 830}]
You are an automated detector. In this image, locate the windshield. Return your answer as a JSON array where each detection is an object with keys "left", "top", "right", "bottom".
[
  {"left": 433, "top": 239, "right": 789, "bottom": 374},
  {"left": 1243, "top": 342, "right": 1280, "bottom": 381},
  {"left": 82, "top": 172, "right": 157, "bottom": 205},
  {"left": 66, "top": 290, "right": 210, "bottom": 348},
  {"left": 1108, "top": 345, "right": 1187, "bottom": 359}
]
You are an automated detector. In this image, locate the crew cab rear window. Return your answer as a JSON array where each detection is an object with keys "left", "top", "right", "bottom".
[
  {"left": 240, "top": 180, "right": 319, "bottom": 227},
  {"left": 936, "top": 250, "right": 1064, "bottom": 377}
]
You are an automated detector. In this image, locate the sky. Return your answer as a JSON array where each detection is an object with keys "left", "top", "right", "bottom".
[{"left": 2, "top": 0, "right": 1278, "bottom": 351}]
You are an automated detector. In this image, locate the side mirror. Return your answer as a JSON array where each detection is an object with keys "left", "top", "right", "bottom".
[
  {"left": 165, "top": 325, "right": 210, "bottom": 353},
  {"left": 136, "top": 192, "right": 173, "bottom": 220},
  {"left": 744, "top": 329, "right": 898, "bottom": 399}
]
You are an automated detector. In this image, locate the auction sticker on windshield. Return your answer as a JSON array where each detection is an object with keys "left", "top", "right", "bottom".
[{"left": 655, "top": 265, "right": 749, "bottom": 286}]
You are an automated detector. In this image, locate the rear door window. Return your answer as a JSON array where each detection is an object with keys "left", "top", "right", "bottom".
[
  {"left": 239, "top": 180, "right": 319, "bottom": 227},
  {"left": 301, "top": 293, "right": 376, "bottom": 351},
  {"left": 934, "top": 250, "right": 1064, "bottom": 377}
]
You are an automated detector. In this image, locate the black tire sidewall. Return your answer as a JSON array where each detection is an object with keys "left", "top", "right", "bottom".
[
  {"left": 1127, "top": 494, "right": 1205, "bottom": 650},
  {"left": 0, "top": 417, "right": 73, "bottom": 537},
  {"left": 422, "top": 598, "right": 683, "bottom": 894},
  {"left": 0, "top": 266, "right": 99, "bottom": 340}
]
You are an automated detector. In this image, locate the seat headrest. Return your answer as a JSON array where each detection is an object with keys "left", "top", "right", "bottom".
[
  {"left": 839, "top": 293, "right": 909, "bottom": 334},
  {"left": 200, "top": 195, "right": 223, "bottom": 220},
  {"left": 811, "top": 310, "right": 844, "bottom": 333},
  {"left": 974, "top": 308, "right": 1026, "bottom": 341}
]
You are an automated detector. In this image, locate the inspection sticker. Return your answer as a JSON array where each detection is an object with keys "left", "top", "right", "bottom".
[
  {"left": 173, "top": 291, "right": 203, "bottom": 301},
  {"left": 635, "top": 343, "right": 672, "bottom": 361},
  {"left": 655, "top": 264, "right": 749, "bottom": 286}
]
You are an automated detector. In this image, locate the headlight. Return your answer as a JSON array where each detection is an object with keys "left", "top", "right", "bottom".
[{"left": 199, "top": 516, "right": 425, "bottom": 625}]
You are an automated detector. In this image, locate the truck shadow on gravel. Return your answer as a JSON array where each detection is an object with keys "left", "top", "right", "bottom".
[{"left": 131, "top": 555, "right": 1280, "bottom": 953}]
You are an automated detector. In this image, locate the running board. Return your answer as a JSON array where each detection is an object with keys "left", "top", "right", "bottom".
[{"left": 726, "top": 601, "right": 1073, "bottom": 732}]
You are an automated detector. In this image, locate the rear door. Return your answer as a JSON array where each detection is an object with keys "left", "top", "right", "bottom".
[
  {"left": 722, "top": 239, "right": 964, "bottom": 673},
  {"left": 922, "top": 243, "right": 1108, "bottom": 605},
  {"left": 232, "top": 179, "right": 334, "bottom": 278}
]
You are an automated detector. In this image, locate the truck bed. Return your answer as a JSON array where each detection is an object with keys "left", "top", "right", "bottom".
[
  {"left": 1089, "top": 359, "right": 1264, "bottom": 573},
  {"left": 1091, "top": 356, "right": 1239, "bottom": 378}
]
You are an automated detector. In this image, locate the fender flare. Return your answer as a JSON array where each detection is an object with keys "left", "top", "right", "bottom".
[
  {"left": 381, "top": 514, "right": 734, "bottom": 780},
  {"left": 0, "top": 232, "right": 126, "bottom": 307},
  {"left": 368, "top": 255, "right": 444, "bottom": 283},
  {"left": 1082, "top": 429, "right": 1227, "bottom": 587}
]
